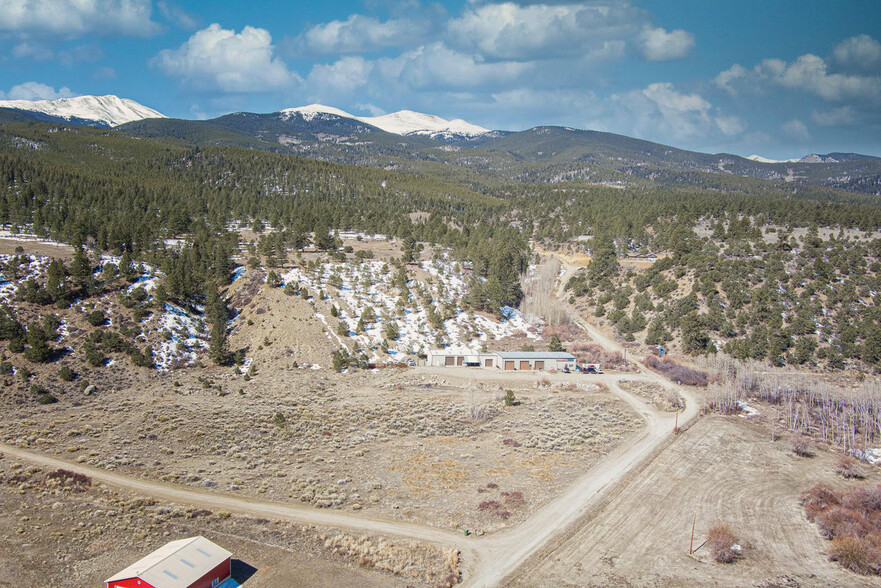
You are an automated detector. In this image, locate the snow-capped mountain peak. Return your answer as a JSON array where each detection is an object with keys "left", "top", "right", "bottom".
[
  {"left": 279, "top": 103, "right": 357, "bottom": 122},
  {"left": 279, "top": 104, "right": 490, "bottom": 139},
  {"left": 0, "top": 95, "right": 165, "bottom": 127}
]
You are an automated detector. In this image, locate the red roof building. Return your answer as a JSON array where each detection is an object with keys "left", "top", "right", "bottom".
[{"left": 105, "top": 536, "right": 231, "bottom": 588}]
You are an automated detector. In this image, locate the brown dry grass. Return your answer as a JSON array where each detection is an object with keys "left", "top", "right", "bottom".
[
  {"left": 707, "top": 523, "right": 738, "bottom": 563},
  {"left": 802, "top": 483, "right": 881, "bottom": 575}
]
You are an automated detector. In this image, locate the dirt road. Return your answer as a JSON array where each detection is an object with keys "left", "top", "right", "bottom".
[
  {"left": 509, "top": 416, "right": 881, "bottom": 588},
  {"left": 461, "top": 380, "right": 698, "bottom": 587},
  {"left": 0, "top": 252, "right": 704, "bottom": 586},
  {"left": 0, "top": 441, "right": 465, "bottom": 549}
]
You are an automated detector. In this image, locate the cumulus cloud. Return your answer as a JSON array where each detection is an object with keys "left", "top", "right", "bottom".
[
  {"left": 285, "top": 13, "right": 436, "bottom": 56},
  {"left": 638, "top": 26, "right": 694, "bottom": 61},
  {"left": 446, "top": 2, "right": 643, "bottom": 61},
  {"left": 600, "top": 82, "right": 742, "bottom": 142},
  {"left": 152, "top": 24, "right": 300, "bottom": 93},
  {"left": 714, "top": 42, "right": 881, "bottom": 104},
  {"left": 0, "top": 0, "right": 163, "bottom": 39},
  {"left": 765, "top": 54, "right": 881, "bottom": 102},
  {"left": 0, "top": 82, "right": 75, "bottom": 101},
  {"left": 157, "top": 0, "right": 198, "bottom": 30},
  {"left": 832, "top": 34, "right": 881, "bottom": 74},
  {"left": 811, "top": 106, "right": 856, "bottom": 127},
  {"left": 306, "top": 56, "right": 375, "bottom": 98},
  {"left": 782, "top": 119, "right": 810, "bottom": 142},
  {"left": 303, "top": 42, "right": 533, "bottom": 102}
]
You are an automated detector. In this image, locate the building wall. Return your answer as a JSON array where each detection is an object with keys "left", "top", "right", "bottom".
[
  {"left": 189, "top": 558, "right": 231, "bottom": 588},
  {"left": 106, "top": 559, "right": 229, "bottom": 588}
]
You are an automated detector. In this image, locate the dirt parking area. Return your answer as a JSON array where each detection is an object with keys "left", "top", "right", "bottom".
[{"left": 509, "top": 415, "right": 881, "bottom": 587}]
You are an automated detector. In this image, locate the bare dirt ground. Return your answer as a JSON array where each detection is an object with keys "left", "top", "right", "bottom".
[
  {"left": 0, "top": 367, "right": 642, "bottom": 534},
  {"left": 509, "top": 415, "right": 881, "bottom": 588},
  {"left": 0, "top": 449, "right": 458, "bottom": 587},
  {"left": 3, "top": 239, "right": 878, "bottom": 587}
]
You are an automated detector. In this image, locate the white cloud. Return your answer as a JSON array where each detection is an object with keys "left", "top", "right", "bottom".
[
  {"left": 0, "top": 0, "right": 162, "bottom": 39},
  {"left": 832, "top": 34, "right": 881, "bottom": 74},
  {"left": 157, "top": 0, "right": 198, "bottom": 30},
  {"left": 379, "top": 42, "right": 532, "bottom": 90},
  {"left": 306, "top": 56, "right": 374, "bottom": 98},
  {"left": 93, "top": 66, "right": 118, "bottom": 80},
  {"left": 782, "top": 119, "right": 810, "bottom": 142},
  {"left": 768, "top": 54, "right": 880, "bottom": 102},
  {"left": 288, "top": 13, "right": 433, "bottom": 56},
  {"left": 714, "top": 63, "right": 747, "bottom": 94},
  {"left": 0, "top": 82, "right": 75, "bottom": 101},
  {"left": 638, "top": 26, "right": 694, "bottom": 61},
  {"left": 599, "top": 82, "right": 741, "bottom": 142},
  {"left": 446, "top": 2, "right": 646, "bottom": 61},
  {"left": 152, "top": 24, "right": 300, "bottom": 93},
  {"left": 716, "top": 50, "right": 881, "bottom": 104},
  {"left": 811, "top": 106, "right": 856, "bottom": 127}
]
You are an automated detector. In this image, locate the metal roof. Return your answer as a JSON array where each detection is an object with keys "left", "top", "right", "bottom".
[
  {"left": 495, "top": 352, "right": 575, "bottom": 360},
  {"left": 105, "top": 536, "right": 231, "bottom": 588}
]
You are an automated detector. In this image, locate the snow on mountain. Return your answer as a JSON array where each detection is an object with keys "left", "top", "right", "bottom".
[
  {"left": 0, "top": 95, "right": 165, "bottom": 127},
  {"left": 746, "top": 153, "right": 841, "bottom": 165},
  {"left": 280, "top": 104, "right": 490, "bottom": 138},
  {"left": 746, "top": 154, "right": 800, "bottom": 164}
]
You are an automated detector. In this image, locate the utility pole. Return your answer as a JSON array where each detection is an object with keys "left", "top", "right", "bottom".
[{"left": 690, "top": 513, "right": 696, "bottom": 554}]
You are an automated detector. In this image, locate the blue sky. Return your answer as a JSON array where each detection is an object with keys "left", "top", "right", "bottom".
[{"left": 1, "top": 0, "right": 880, "bottom": 159}]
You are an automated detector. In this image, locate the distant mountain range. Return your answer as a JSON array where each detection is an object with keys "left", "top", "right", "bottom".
[
  {"left": 1, "top": 94, "right": 879, "bottom": 195},
  {"left": 0, "top": 95, "right": 165, "bottom": 128}
]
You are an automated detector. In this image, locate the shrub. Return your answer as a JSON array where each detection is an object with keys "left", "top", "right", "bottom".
[
  {"left": 803, "top": 482, "right": 881, "bottom": 575},
  {"left": 801, "top": 484, "right": 842, "bottom": 521},
  {"left": 37, "top": 392, "right": 58, "bottom": 405},
  {"left": 792, "top": 436, "right": 813, "bottom": 457},
  {"left": 828, "top": 537, "right": 881, "bottom": 575},
  {"left": 836, "top": 455, "right": 865, "bottom": 479},
  {"left": 47, "top": 469, "right": 91, "bottom": 490},
  {"left": 504, "top": 390, "right": 516, "bottom": 406},
  {"left": 707, "top": 523, "right": 738, "bottom": 563},
  {"left": 643, "top": 355, "right": 708, "bottom": 386},
  {"left": 502, "top": 438, "right": 521, "bottom": 447},
  {"left": 87, "top": 310, "right": 106, "bottom": 327}
]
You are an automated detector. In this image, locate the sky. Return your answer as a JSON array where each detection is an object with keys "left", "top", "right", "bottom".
[{"left": 1, "top": 0, "right": 880, "bottom": 159}]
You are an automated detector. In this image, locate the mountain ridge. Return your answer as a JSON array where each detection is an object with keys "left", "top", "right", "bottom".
[{"left": 0, "top": 95, "right": 165, "bottom": 128}]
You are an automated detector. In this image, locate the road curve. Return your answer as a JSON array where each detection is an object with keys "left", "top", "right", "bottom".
[
  {"left": 0, "top": 440, "right": 466, "bottom": 549},
  {"left": 0, "top": 252, "right": 703, "bottom": 586},
  {"left": 462, "top": 381, "right": 699, "bottom": 587}
]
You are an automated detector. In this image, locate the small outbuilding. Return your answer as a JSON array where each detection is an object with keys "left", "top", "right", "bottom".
[
  {"left": 426, "top": 349, "right": 497, "bottom": 368},
  {"left": 105, "top": 536, "right": 232, "bottom": 588},
  {"left": 495, "top": 351, "right": 576, "bottom": 371}
]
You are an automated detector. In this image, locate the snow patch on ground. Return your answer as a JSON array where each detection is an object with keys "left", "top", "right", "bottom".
[
  {"left": 737, "top": 400, "right": 760, "bottom": 417},
  {"left": 280, "top": 254, "right": 540, "bottom": 363},
  {"left": 154, "top": 303, "right": 209, "bottom": 371}
]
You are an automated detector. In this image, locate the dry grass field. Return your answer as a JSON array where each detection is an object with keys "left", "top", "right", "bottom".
[{"left": 509, "top": 415, "right": 881, "bottom": 588}]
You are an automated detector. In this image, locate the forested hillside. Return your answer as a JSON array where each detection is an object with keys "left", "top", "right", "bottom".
[{"left": 2, "top": 119, "right": 881, "bottom": 371}]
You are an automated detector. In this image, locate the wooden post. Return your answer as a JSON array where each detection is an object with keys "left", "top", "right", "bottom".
[
  {"left": 690, "top": 513, "right": 696, "bottom": 554},
  {"left": 674, "top": 409, "right": 679, "bottom": 434}
]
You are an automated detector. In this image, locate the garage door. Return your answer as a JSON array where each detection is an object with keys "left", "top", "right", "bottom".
[
  {"left": 534, "top": 361, "right": 544, "bottom": 371},
  {"left": 519, "top": 361, "right": 530, "bottom": 370},
  {"left": 505, "top": 361, "right": 515, "bottom": 370},
  {"left": 485, "top": 358, "right": 493, "bottom": 367},
  {"left": 445, "top": 356, "right": 455, "bottom": 366},
  {"left": 457, "top": 356, "right": 464, "bottom": 366}
]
